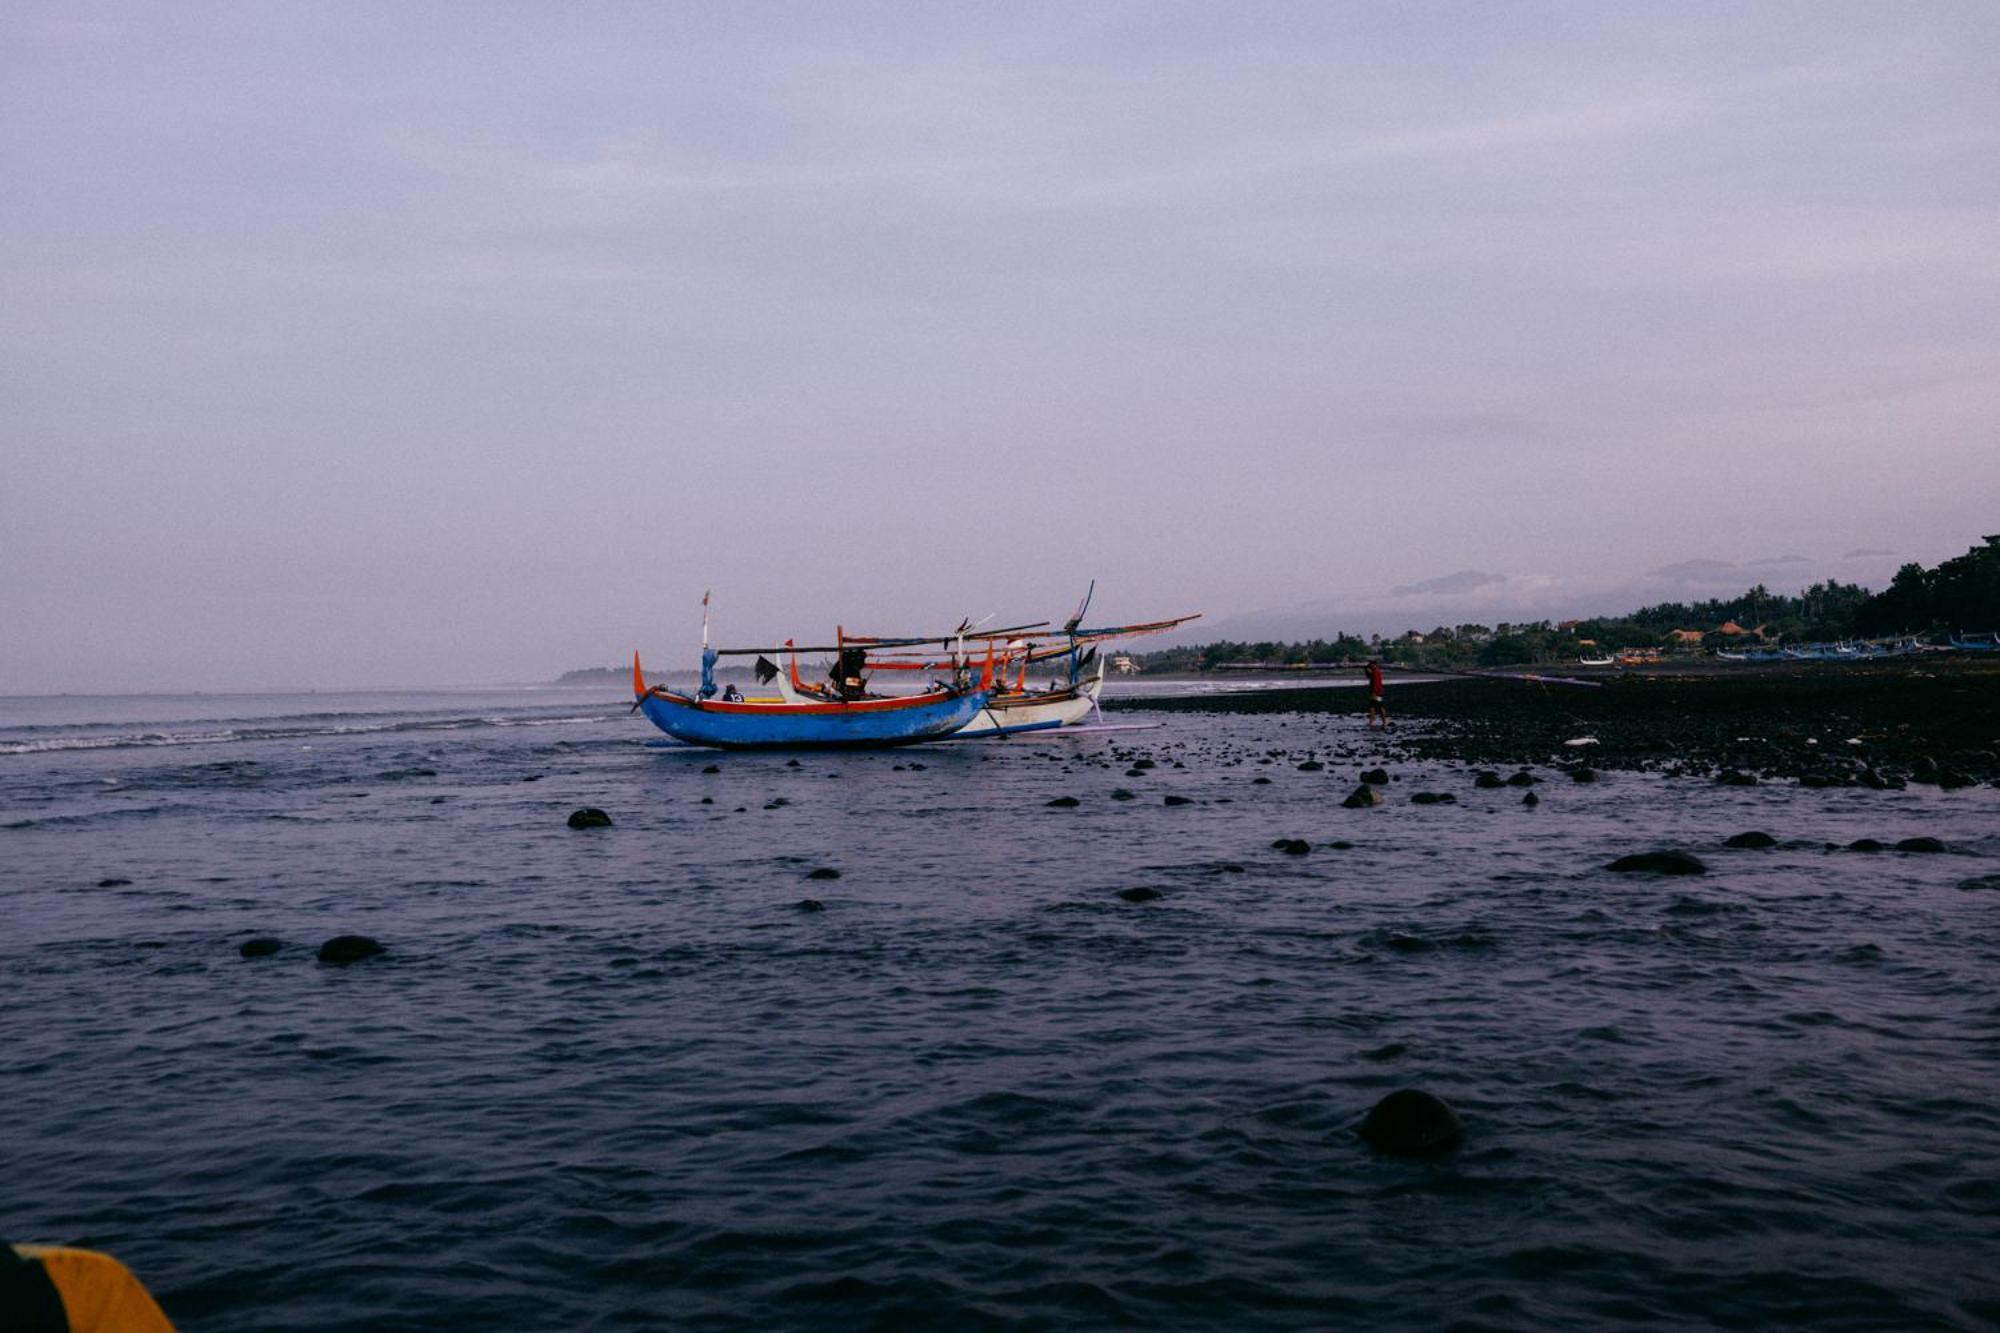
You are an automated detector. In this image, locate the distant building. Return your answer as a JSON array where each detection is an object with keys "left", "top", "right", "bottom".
[
  {"left": 1665, "top": 629, "right": 1706, "bottom": 650},
  {"left": 1112, "top": 654, "right": 1140, "bottom": 675}
]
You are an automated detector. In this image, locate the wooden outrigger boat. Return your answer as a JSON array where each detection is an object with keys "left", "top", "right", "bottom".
[
  {"left": 632, "top": 645, "right": 995, "bottom": 749},
  {"left": 845, "top": 585, "right": 1198, "bottom": 738},
  {"left": 632, "top": 588, "right": 1196, "bottom": 748},
  {"left": 632, "top": 601, "right": 1001, "bottom": 750}
]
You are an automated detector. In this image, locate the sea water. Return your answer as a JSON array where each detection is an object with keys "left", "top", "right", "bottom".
[{"left": 2, "top": 686, "right": 1995, "bottom": 1329}]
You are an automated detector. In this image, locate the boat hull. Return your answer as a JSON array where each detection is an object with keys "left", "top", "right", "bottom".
[
  {"left": 636, "top": 687, "right": 991, "bottom": 749},
  {"left": 953, "top": 676, "right": 1102, "bottom": 737}
]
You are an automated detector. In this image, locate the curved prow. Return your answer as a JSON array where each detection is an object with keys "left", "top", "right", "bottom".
[
  {"left": 5, "top": 1244, "right": 175, "bottom": 1332},
  {"left": 632, "top": 651, "right": 648, "bottom": 700}
]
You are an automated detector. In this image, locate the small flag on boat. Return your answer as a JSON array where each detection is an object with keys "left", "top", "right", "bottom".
[{"left": 755, "top": 656, "right": 778, "bottom": 684}]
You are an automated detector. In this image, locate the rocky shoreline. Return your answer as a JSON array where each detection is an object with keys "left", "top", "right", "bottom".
[{"left": 1109, "top": 658, "right": 2000, "bottom": 789}]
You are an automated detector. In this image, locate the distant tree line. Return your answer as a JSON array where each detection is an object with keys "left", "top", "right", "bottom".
[{"left": 1131, "top": 536, "right": 2000, "bottom": 671}]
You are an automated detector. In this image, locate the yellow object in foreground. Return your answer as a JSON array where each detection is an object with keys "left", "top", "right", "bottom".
[{"left": 6, "top": 1245, "right": 174, "bottom": 1332}]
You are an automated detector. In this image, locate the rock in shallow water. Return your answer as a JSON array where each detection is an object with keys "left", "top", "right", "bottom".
[
  {"left": 807, "top": 867, "right": 841, "bottom": 880},
  {"left": 1342, "top": 785, "right": 1383, "bottom": 809},
  {"left": 1895, "top": 836, "right": 1946, "bottom": 854},
  {"left": 238, "top": 937, "right": 282, "bottom": 958},
  {"left": 566, "top": 808, "right": 613, "bottom": 829},
  {"left": 1045, "top": 795, "right": 1081, "bottom": 808},
  {"left": 1605, "top": 851, "right": 1706, "bottom": 875},
  {"left": 1115, "top": 886, "right": 1162, "bottom": 903},
  {"left": 1360, "top": 768, "right": 1390, "bottom": 786},
  {"left": 317, "top": 935, "right": 386, "bottom": 964},
  {"left": 1724, "top": 831, "right": 1777, "bottom": 849},
  {"left": 1359, "top": 1088, "right": 1465, "bottom": 1156}
]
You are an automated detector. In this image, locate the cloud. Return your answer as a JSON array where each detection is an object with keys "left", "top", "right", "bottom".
[
  {"left": 1647, "top": 559, "right": 1740, "bottom": 582},
  {"left": 1842, "top": 547, "right": 1896, "bottom": 558},
  {"left": 1390, "top": 570, "right": 1508, "bottom": 597},
  {"left": 1743, "top": 554, "right": 1811, "bottom": 568}
]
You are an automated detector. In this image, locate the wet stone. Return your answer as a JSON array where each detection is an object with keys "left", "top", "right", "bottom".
[
  {"left": 1568, "top": 768, "right": 1600, "bottom": 783},
  {"left": 1342, "top": 785, "right": 1383, "bottom": 809},
  {"left": 1359, "top": 1088, "right": 1465, "bottom": 1157},
  {"left": 1847, "top": 838, "right": 1885, "bottom": 853},
  {"left": 1521, "top": 791, "right": 1540, "bottom": 807},
  {"left": 1360, "top": 768, "right": 1390, "bottom": 786},
  {"left": 317, "top": 935, "right": 386, "bottom": 965},
  {"left": 1045, "top": 796, "right": 1081, "bottom": 808},
  {"left": 1410, "top": 792, "right": 1456, "bottom": 805},
  {"left": 1473, "top": 771, "right": 1505, "bottom": 789},
  {"left": 238, "top": 937, "right": 282, "bottom": 959},
  {"left": 1724, "top": 831, "right": 1777, "bottom": 849},
  {"left": 97, "top": 878, "right": 132, "bottom": 888},
  {"left": 1115, "top": 886, "right": 1162, "bottom": 903},
  {"left": 1715, "top": 769, "right": 1758, "bottom": 787},
  {"left": 1163, "top": 795, "right": 1193, "bottom": 806},
  {"left": 1605, "top": 851, "right": 1706, "bottom": 875},
  {"left": 806, "top": 867, "right": 841, "bottom": 880},
  {"left": 1505, "top": 770, "right": 1538, "bottom": 787},
  {"left": 795, "top": 899, "right": 825, "bottom": 913},
  {"left": 566, "top": 808, "right": 613, "bottom": 829},
  {"left": 1273, "top": 838, "right": 1311, "bottom": 855},
  {"left": 702, "top": 764, "right": 722, "bottom": 774},
  {"left": 1111, "top": 788, "right": 1136, "bottom": 801},
  {"left": 1895, "top": 837, "right": 1946, "bottom": 854},
  {"left": 1298, "top": 760, "right": 1324, "bottom": 772},
  {"left": 1251, "top": 777, "right": 1272, "bottom": 785}
]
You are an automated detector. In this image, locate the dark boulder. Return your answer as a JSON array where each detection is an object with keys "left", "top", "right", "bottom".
[
  {"left": 317, "top": 935, "right": 386, "bottom": 964},
  {"left": 1359, "top": 1088, "right": 1465, "bottom": 1156},
  {"left": 1521, "top": 791, "right": 1540, "bottom": 807},
  {"left": 1958, "top": 875, "right": 2000, "bottom": 892},
  {"left": 1132, "top": 759, "right": 1156, "bottom": 770},
  {"left": 1045, "top": 795, "right": 1081, "bottom": 808},
  {"left": 567, "top": 807, "right": 613, "bottom": 829},
  {"left": 1110, "top": 788, "right": 1136, "bottom": 800},
  {"left": 795, "top": 899, "right": 825, "bottom": 912},
  {"left": 96, "top": 877, "right": 133, "bottom": 888},
  {"left": 1342, "top": 785, "right": 1383, "bottom": 809},
  {"left": 238, "top": 937, "right": 282, "bottom": 959},
  {"left": 1298, "top": 760, "right": 1324, "bottom": 772},
  {"left": 1473, "top": 771, "right": 1505, "bottom": 789},
  {"left": 702, "top": 764, "right": 721, "bottom": 774},
  {"left": 1606, "top": 851, "right": 1706, "bottom": 875},
  {"left": 806, "top": 867, "right": 841, "bottom": 880},
  {"left": 1360, "top": 768, "right": 1390, "bottom": 786},
  {"left": 1125, "top": 768, "right": 1146, "bottom": 777},
  {"left": 1275, "top": 838, "right": 1311, "bottom": 855},
  {"left": 1505, "top": 770, "right": 1538, "bottom": 787},
  {"left": 1895, "top": 837, "right": 1946, "bottom": 854},
  {"left": 1568, "top": 768, "right": 1600, "bottom": 783},
  {"left": 1937, "top": 772, "right": 1976, "bottom": 791},
  {"left": 1163, "top": 795, "right": 1193, "bottom": 806},
  {"left": 1715, "top": 769, "right": 1758, "bottom": 787},
  {"left": 1410, "top": 792, "right": 1456, "bottom": 805},
  {"left": 1847, "top": 838, "right": 1885, "bottom": 853},
  {"left": 1724, "top": 831, "right": 1777, "bottom": 849},
  {"left": 1115, "top": 886, "right": 1162, "bottom": 903}
]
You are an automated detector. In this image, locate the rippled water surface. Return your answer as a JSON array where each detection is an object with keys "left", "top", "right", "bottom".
[{"left": 4, "top": 687, "right": 1997, "bottom": 1330}]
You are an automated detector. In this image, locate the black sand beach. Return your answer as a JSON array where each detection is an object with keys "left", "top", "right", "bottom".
[{"left": 1112, "top": 657, "right": 2000, "bottom": 788}]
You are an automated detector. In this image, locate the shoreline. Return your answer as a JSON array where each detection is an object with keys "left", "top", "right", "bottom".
[{"left": 1109, "top": 657, "right": 2000, "bottom": 787}]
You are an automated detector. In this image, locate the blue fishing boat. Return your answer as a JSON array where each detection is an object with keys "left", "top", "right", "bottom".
[{"left": 632, "top": 651, "right": 993, "bottom": 749}]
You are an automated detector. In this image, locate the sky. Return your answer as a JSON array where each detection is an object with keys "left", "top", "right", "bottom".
[{"left": 3, "top": 2, "right": 1995, "bottom": 690}]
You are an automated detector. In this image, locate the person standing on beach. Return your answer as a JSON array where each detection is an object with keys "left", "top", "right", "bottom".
[{"left": 1365, "top": 659, "right": 1388, "bottom": 728}]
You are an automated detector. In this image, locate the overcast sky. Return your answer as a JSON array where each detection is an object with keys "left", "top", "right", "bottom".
[{"left": 3, "top": 2, "right": 1995, "bottom": 690}]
